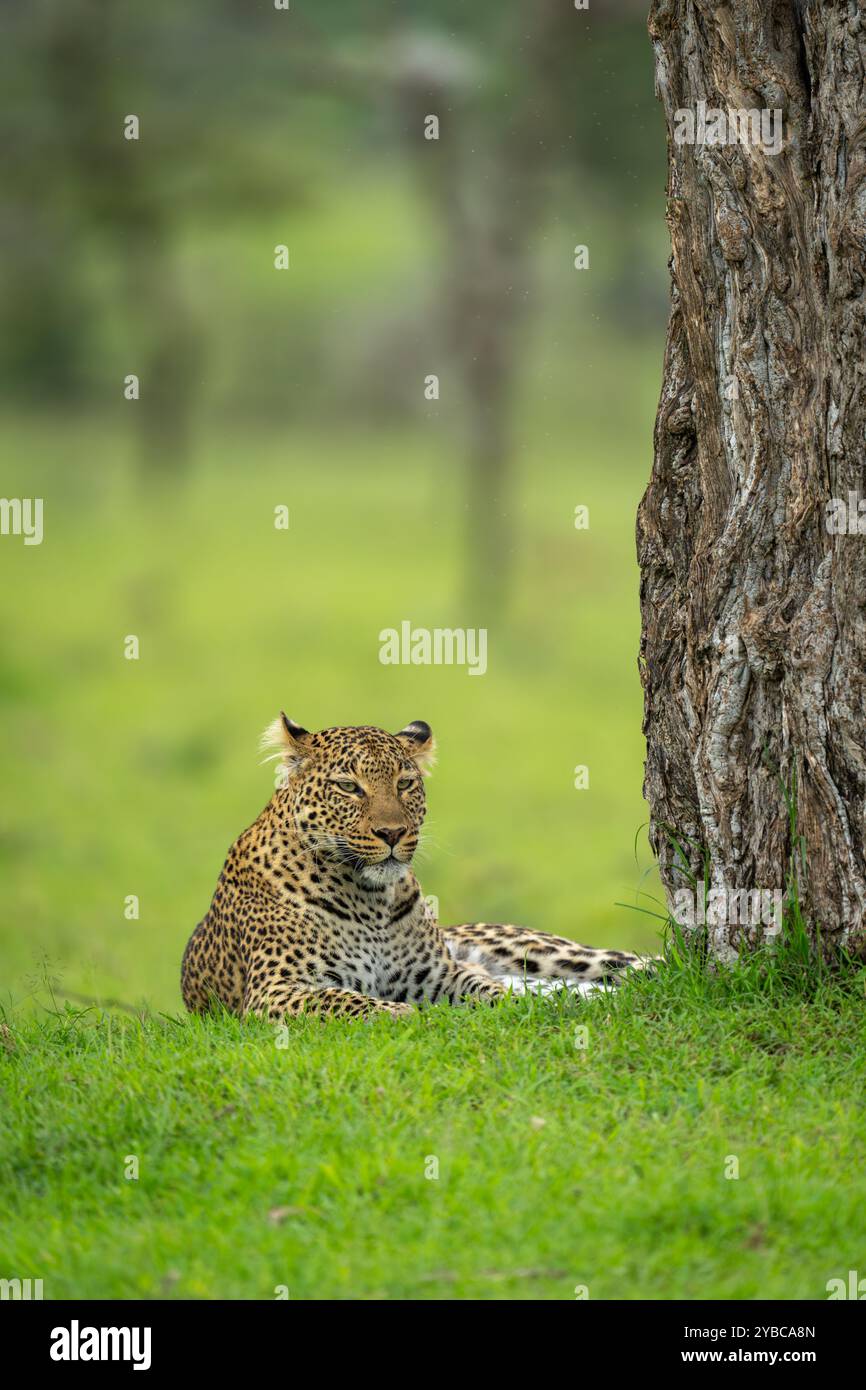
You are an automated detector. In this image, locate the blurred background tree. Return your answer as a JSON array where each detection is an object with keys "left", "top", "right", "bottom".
[{"left": 2, "top": 0, "right": 663, "bottom": 483}]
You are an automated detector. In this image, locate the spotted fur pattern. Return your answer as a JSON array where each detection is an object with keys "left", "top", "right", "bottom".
[{"left": 181, "top": 717, "right": 651, "bottom": 1020}]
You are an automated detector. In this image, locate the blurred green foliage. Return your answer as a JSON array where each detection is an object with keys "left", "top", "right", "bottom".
[{"left": 0, "top": 1, "right": 669, "bottom": 1010}]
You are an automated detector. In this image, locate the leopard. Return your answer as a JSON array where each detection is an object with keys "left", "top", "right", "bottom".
[{"left": 181, "top": 714, "right": 654, "bottom": 1020}]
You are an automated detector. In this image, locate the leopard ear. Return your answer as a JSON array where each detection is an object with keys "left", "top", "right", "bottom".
[
  {"left": 395, "top": 720, "right": 436, "bottom": 773},
  {"left": 260, "top": 712, "right": 311, "bottom": 776}
]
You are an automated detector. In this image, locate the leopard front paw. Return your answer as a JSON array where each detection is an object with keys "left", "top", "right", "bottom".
[
  {"left": 378, "top": 1000, "right": 414, "bottom": 1018},
  {"left": 476, "top": 980, "right": 508, "bottom": 1004}
]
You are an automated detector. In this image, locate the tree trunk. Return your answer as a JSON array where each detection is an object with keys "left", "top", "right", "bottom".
[{"left": 638, "top": 0, "right": 866, "bottom": 961}]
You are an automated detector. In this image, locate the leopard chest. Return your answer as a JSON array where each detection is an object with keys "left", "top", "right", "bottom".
[{"left": 299, "top": 895, "right": 398, "bottom": 995}]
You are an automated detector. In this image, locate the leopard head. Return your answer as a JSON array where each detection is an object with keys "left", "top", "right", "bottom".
[{"left": 262, "top": 714, "right": 435, "bottom": 885}]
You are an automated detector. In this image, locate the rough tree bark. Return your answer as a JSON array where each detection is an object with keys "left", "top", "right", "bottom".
[{"left": 638, "top": 0, "right": 866, "bottom": 960}]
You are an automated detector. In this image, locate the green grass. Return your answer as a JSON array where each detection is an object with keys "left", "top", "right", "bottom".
[{"left": 2, "top": 957, "right": 864, "bottom": 1301}]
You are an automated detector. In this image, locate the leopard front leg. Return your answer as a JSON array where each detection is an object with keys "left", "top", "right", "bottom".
[
  {"left": 237, "top": 910, "right": 415, "bottom": 1020},
  {"left": 407, "top": 952, "right": 507, "bottom": 1007},
  {"left": 243, "top": 975, "right": 411, "bottom": 1020}
]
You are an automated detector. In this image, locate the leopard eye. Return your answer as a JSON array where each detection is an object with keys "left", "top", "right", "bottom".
[
  {"left": 334, "top": 779, "right": 364, "bottom": 796},
  {"left": 397, "top": 776, "right": 416, "bottom": 793}
]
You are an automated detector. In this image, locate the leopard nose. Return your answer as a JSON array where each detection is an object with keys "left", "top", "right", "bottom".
[{"left": 374, "top": 826, "right": 404, "bottom": 848}]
